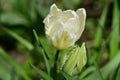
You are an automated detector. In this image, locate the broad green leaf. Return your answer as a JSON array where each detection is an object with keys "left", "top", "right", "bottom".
[
  {"left": 93, "top": 1, "right": 110, "bottom": 61},
  {"left": 79, "top": 66, "right": 96, "bottom": 79},
  {"left": 0, "top": 48, "right": 31, "bottom": 80},
  {"left": 39, "top": 36, "right": 56, "bottom": 63},
  {"left": 109, "top": 0, "right": 119, "bottom": 58},
  {"left": 36, "top": 0, "right": 51, "bottom": 17},
  {"left": 29, "top": 0, "right": 37, "bottom": 22},
  {"left": 0, "top": 59, "right": 20, "bottom": 80},
  {"left": 1, "top": 27, "right": 34, "bottom": 50},
  {"left": 9, "top": 0, "right": 29, "bottom": 15},
  {"left": 94, "top": 2, "right": 109, "bottom": 48},
  {"left": 0, "top": 57, "right": 11, "bottom": 80},
  {"left": 62, "top": 0, "right": 81, "bottom": 9},
  {"left": 61, "top": 71, "right": 74, "bottom": 80},
  {"left": 0, "top": 13, "right": 29, "bottom": 26},
  {"left": 82, "top": 51, "right": 120, "bottom": 80},
  {"left": 31, "top": 64, "right": 53, "bottom": 80}
]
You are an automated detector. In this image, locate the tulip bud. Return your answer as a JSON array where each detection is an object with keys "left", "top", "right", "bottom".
[
  {"left": 43, "top": 4, "right": 86, "bottom": 50},
  {"left": 57, "top": 43, "right": 87, "bottom": 76}
]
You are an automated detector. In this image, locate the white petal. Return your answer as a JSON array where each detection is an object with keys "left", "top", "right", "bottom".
[
  {"left": 46, "top": 20, "right": 64, "bottom": 38},
  {"left": 76, "top": 8, "right": 86, "bottom": 39},
  {"left": 45, "top": 16, "right": 59, "bottom": 33},
  {"left": 50, "top": 4, "right": 62, "bottom": 16},
  {"left": 61, "top": 10, "right": 76, "bottom": 23},
  {"left": 76, "top": 8, "right": 86, "bottom": 19},
  {"left": 52, "top": 31, "right": 76, "bottom": 50},
  {"left": 63, "top": 18, "right": 79, "bottom": 39}
]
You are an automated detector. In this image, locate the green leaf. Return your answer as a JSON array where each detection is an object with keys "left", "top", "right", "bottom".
[
  {"left": 62, "top": 0, "right": 81, "bottom": 9},
  {"left": 0, "top": 48, "right": 31, "bottom": 80},
  {"left": 94, "top": 2, "right": 109, "bottom": 48},
  {"left": 116, "top": 64, "right": 120, "bottom": 80},
  {"left": 40, "top": 48, "right": 51, "bottom": 75},
  {"left": 1, "top": 27, "right": 34, "bottom": 50},
  {"left": 0, "top": 57, "right": 11, "bottom": 80},
  {"left": 61, "top": 71, "right": 74, "bottom": 80},
  {"left": 109, "top": 0, "right": 119, "bottom": 59},
  {"left": 82, "top": 51, "right": 120, "bottom": 80},
  {"left": 31, "top": 64, "right": 53, "bottom": 80},
  {"left": 36, "top": 0, "right": 52, "bottom": 17},
  {"left": 9, "top": 0, "right": 29, "bottom": 15},
  {"left": 0, "top": 13, "right": 29, "bottom": 26},
  {"left": 79, "top": 66, "right": 96, "bottom": 79},
  {"left": 29, "top": 0, "right": 37, "bottom": 22},
  {"left": 39, "top": 36, "right": 56, "bottom": 63},
  {"left": 33, "top": 30, "right": 50, "bottom": 75},
  {"left": 93, "top": 1, "right": 110, "bottom": 61}
]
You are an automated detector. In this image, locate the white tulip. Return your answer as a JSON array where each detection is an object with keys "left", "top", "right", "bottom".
[{"left": 43, "top": 4, "right": 86, "bottom": 50}]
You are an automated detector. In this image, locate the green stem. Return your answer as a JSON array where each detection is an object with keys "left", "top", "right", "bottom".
[{"left": 53, "top": 50, "right": 59, "bottom": 80}]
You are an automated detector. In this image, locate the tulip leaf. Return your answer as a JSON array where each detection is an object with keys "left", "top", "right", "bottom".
[
  {"left": 82, "top": 51, "right": 120, "bottom": 80},
  {"left": 9, "top": 0, "right": 29, "bottom": 15},
  {"left": 109, "top": 0, "right": 119, "bottom": 59},
  {"left": 94, "top": 0, "right": 110, "bottom": 48},
  {"left": 1, "top": 27, "right": 34, "bottom": 50},
  {"left": 0, "top": 13, "right": 29, "bottom": 26},
  {"left": 31, "top": 64, "right": 53, "bottom": 80},
  {"left": 0, "top": 48, "right": 31, "bottom": 80},
  {"left": 36, "top": 0, "right": 51, "bottom": 17},
  {"left": 79, "top": 66, "right": 96, "bottom": 79},
  {"left": 93, "top": 1, "right": 110, "bottom": 61},
  {"left": 0, "top": 57, "right": 11, "bottom": 80},
  {"left": 33, "top": 30, "right": 50, "bottom": 75},
  {"left": 39, "top": 36, "right": 56, "bottom": 63},
  {"left": 61, "top": 71, "right": 74, "bottom": 80}
]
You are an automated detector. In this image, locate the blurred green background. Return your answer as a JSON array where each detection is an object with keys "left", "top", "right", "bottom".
[{"left": 0, "top": 0, "right": 120, "bottom": 80}]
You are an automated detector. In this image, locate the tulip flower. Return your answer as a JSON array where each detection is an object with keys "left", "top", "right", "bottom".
[
  {"left": 43, "top": 4, "right": 86, "bottom": 50},
  {"left": 57, "top": 43, "right": 87, "bottom": 76}
]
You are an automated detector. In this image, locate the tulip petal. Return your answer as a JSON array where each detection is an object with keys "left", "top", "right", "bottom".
[
  {"left": 76, "top": 8, "right": 86, "bottom": 39},
  {"left": 45, "top": 21, "right": 72, "bottom": 49},
  {"left": 45, "top": 16, "right": 59, "bottom": 34},
  {"left": 50, "top": 4, "right": 62, "bottom": 16},
  {"left": 53, "top": 31, "right": 76, "bottom": 50},
  {"left": 64, "top": 18, "right": 79, "bottom": 37},
  {"left": 46, "top": 19, "right": 76, "bottom": 50},
  {"left": 46, "top": 21, "right": 63, "bottom": 40},
  {"left": 61, "top": 10, "right": 76, "bottom": 23}
]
